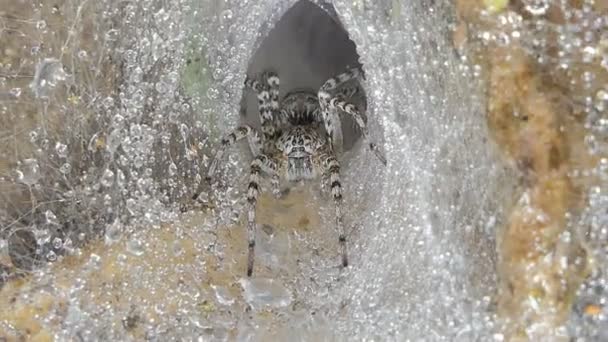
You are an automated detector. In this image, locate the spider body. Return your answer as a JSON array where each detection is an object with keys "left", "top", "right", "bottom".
[
  {"left": 207, "top": 68, "right": 386, "bottom": 276},
  {"left": 278, "top": 126, "right": 323, "bottom": 182}
]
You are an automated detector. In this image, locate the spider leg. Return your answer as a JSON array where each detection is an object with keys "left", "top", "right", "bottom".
[
  {"left": 271, "top": 174, "right": 281, "bottom": 199},
  {"left": 207, "top": 125, "right": 262, "bottom": 178},
  {"left": 318, "top": 151, "right": 348, "bottom": 268},
  {"left": 246, "top": 154, "right": 281, "bottom": 276},
  {"left": 264, "top": 71, "right": 280, "bottom": 116},
  {"left": 317, "top": 68, "right": 362, "bottom": 154},
  {"left": 338, "top": 85, "right": 360, "bottom": 99},
  {"left": 278, "top": 109, "right": 290, "bottom": 126},
  {"left": 329, "top": 95, "right": 387, "bottom": 166},
  {"left": 319, "top": 67, "right": 362, "bottom": 93},
  {"left": 265, "top": 71, "right": 287, "bottom": 138},
  {"left": 244, "top": 76, "right": 264, "bottom": 92},
  {"left": 244, "top": 74, "right": 276, "bottom": 142}
]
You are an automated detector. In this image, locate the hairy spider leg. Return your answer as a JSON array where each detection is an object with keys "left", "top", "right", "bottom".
[
  {"left": 271, "top": 174, "right": 281, "bottom": 198},
  {"left": 245, "top": 74, "right": 277, "bottom": 143},
  {"left": 264, "top": 71, "right": 280, "bottom": 118},
  {"left": 207, "top": 125, "right": 262, "bottom": 178},
  {"left": 246, "top": 154, "right": 281, "bottom": 276},
  {"left": 329, "top": 95, "right": 387, "bottom": 166},
  {"left": 319, "top": 67, "right": 362, "bottom": 92},
  {"left": 338, "top": 85, "right": 360, "bottom": 99},
  {"left": 318, "top": 67, "right": 362, "bottom": 154},
  {"left": 335, "top": 85, "right": 361, "bottom": 130},
  {"left": 317, "top": 151, "right": 348, "bottom": 267}
]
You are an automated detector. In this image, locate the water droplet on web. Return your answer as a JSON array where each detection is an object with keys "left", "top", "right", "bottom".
[
  {"left": 103, "top": 194, "right": 112, "bottom": 206},
  {"left": 36, "top": 20, "right": 47, "bottom": 30},
  {"left": 132, "top": 67, "right": 143, "bottom": 82},
  {"left": 29, "top": 58, "right": 68, "bottom": 98},
  {"left": 86, "top": 253, "right": 101, "bottom": 270},
  {"left": 169, "top": 111, "right": 180, "bottom": 122},
  {"left": 105, "top": 220, "right": 122, "bottom": 245},
  {"left": 16, "top": 158, "right": 41, "bottom": 185},
  {"left": 30, "top": 58, "right": 67, "bottom": 98},
  {"left": 52, "top": 237, "right": 63, "bottom": 249},
  {"left": 126, "top": 198, "right": 137, "bottom": 215},
  {"left": 46, "top": 250, "right": 57, "bottom": 261},
  {"left": 155, "top": 81, "right": 167, "bottom": 93},
  {"left": 595, "top": 89, "right": 608, "bottom": 111},
  {"left": 126, "top": 238, "right": 145, "bottom": 256},
  {"left": 169, "top": 162, "right": 177, "bottom": 176},
  {"left": 116, "top": 169, "right": 126, "bottom": 187},
  {"left": 102, "top": 96, "right": 114, "bottom": 109},
  {"left": 60, "top": 163, "right": 71, "bottom": 174},
  {"left": 105, "top": 29, "right": 119, "bottom": 41},
  {"left": 582, "top": 46, "right": 597, "bottom": 63},
  {"left": 106, "top": 128, "right": 122, "bottom": 153},
  {"left": 45, "top": 210, "right": 58, "bottom": 225},
  {"left": 100, "top": 169, "right": 115, "bottom": 187},
  {"left": 55, "top": 142, "right": 68, "bottom": 158},
  {"left": 221, "top": 9, "right": 233, "bottom": 21},
  {"left": 582, "top": 71, "right": 595, "bottom": 88},
  {"left": 212, "top": 285, "right": 235, "bottom": 306},
  {"left": 523, "top": 0, "right": 549, "bottom": 16},
  {"left": 9, "top": 87, "right": 21, "bottom": 97},
  {"left": 585, "top": 134, "right": 599, "bottom": 155},
  {"left": 123, "top": 49, "right": 137, "bottom": 65},
  {"left": 239, "top": 278, "right": 292, "bottom": 309},
  {"left": 206, "top": 87, "right": 219, "bottom": 100},
  {"left": 29, "top": 131, "right": 38, "bottom": 143},
  {"left": 33, "top": 227, "right": 51, "bottom": 245}
]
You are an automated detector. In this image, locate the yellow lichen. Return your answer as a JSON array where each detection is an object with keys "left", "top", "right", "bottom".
[{"left": 483, "top": 0, "right": 509, "bottom": 13}]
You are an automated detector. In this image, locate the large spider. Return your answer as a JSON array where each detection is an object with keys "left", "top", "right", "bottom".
[{"left": 207, "top": 67, "right": 386, "bottom": 276}]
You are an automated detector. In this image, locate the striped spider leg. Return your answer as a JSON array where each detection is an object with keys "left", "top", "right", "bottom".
[
  {"left": 315, "top": 149, "right": 348, "bottom": 267},
  {"left": 245, "top": 154, "right": 282, "bottom": 276},
  {"left": 318, "top": 67, "right": 387, "bottom": 165}
]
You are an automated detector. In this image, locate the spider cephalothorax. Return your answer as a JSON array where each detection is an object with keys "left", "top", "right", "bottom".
[{"left": 207, "top": 67, "right": 386, "bottom": 276}]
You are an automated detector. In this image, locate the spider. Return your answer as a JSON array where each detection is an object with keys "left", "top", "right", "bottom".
[{"left": 207, "top": 67, "right": 386, "bottom": 276}]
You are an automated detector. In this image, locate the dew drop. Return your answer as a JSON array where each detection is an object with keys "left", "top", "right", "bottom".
[
  {"left": 169, "top": 162, "right": 177, "bottom": 176},
  {"left": 36, "top": 20, "right": 47, "bottom": 30},
  {"left": 9, "top": 87, "right": 21, "bottom": 97},
  {"left": 101, "top": 169, "right": 115, "bottom": 187},
  {"left": 212, "top": 285, "right": 235, "bottom": 306},
  {"left": 52, "top": 237, "right": 63, "bottom": 249},
  {"left": 55, "top": 142, "right": 68, "bottom": 158},
  {"left": 523, "top": 0, "right": 550, "bottom": 16},
  {"left": 29, "top": 131, "right": 38, "bottom": 143},
  {"left": 60, "top": 163, "right": 72, "bottom": 174},
  {"left": 126, "top": 238, "right": 145, "bottom": 256},
  {"left": 105, "top": 29, "right": 119, "bottom": 41},
  {"left": 46, "top": 250, "right": 57, "bottom": 261},
  {"left": 16, "top": 158, "right": 41, "bottom": 185},
  {"left": 585, "top": 134, "right": 599, "bottom": 155},
  {"left": 221, "top": 9, "right": 233, "bottom": 21},
  {"left": 104, "top": 220, "right": 122, "bottom": 245},
  {"left": 102, "top": 96, "right": 114, "bottom": 109},
  {"left": 45, "top": 210, "right": 58, "bottom": 225},
  {"left": 239, "top": 278, "right": 292, "bottom": 309},
  {"left": 29, "top": 58, "right": 67, "bottom": 98}
]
